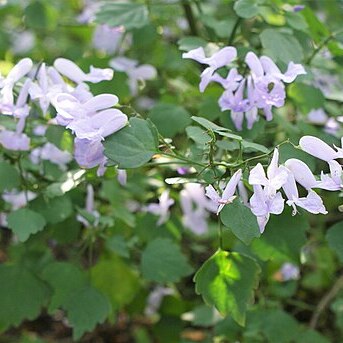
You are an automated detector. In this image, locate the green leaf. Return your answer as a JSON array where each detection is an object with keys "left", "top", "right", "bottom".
[
  {"left": 149, "top": 103, "right": 192, "bottom": 138},
  {"left": 242, "top": 140, "right": 270, "bottom": 154},
  {"left": 326, "top": 221, "right": 343, "bottom": 263},
  {"left": 285, "top": 12, "right": 308, "bottom": 31},
  {"left": 234, "top": 0, "right": 260, "bottom": 19},
  {"left": 0, "top": 265, "right": 49, "bottom": 330},
  {"left": 251, "top": 208, "right": 308, "bottom": 262},
  {"left": 200, "top": 16, "right": 235, "bottom": 38},
  {"left": 177, "top": 36, "right": 207, "bottom": 51},
  {"left": 95, "top": 3, "right": 149, "bottom": 30},
  {"left": 104, "top": 117, "right": 158, "bottom": 169},
  {"left": 65, "top": 286, "right": 111, "bottom": 340},
  {"left": 288, "top": 83, "right": 325, "bottom": 113},
  {"left": 220, "top": 199, "right": 261, "bottom": 245},
  {"left": 106, "top": 235, "right": 130, "bottom": 258},
  {"left": 260, "top": 29, "right": 304, "bottom": 64},
  {"left": 90, "top": 257, "right": 140, "bottom": 311},
  {"left": 194, "top": 250, "right": 260, "bottom": 326},
  {"left": 7, "top": 208, "right": 46, "bottom": 242},
  {"left": 41, "top": 262, "right": 88, "bottom": 313},
  {"left": 186, "top": 126, "right": 212, "bottom": 146},
  {"left": 191, "top": 116, "right": 242, "bottom": 141},
  {"left": 141, "top": 238, "right": 193, "bottom": 283},
  {"left": 0, "top": 161, "right": 20, "bottom": 192},
  {"left": 29, "top": 194, "right": 73, "bottom": 224}
]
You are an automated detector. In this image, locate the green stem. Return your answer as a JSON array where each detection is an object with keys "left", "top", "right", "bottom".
[
  {"left": 218, "top": 219, "right": 223, "bottom": 250},
  {"left": 306, "top": 28, "right": 343, "bottom": 64},
  {"left": 228, "top": 17, "right": 242, "bottom": 45},
  {"left": 161, "top": 152, "right": 206, "bottom": 168},
  {"left": 182, "top": 0, "right": 198, "bottom": 36}
]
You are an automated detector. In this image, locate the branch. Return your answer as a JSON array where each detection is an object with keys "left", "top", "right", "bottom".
[
  {"left": 182, "top": 0, "right": 198, "bottom": 36},
  {"left": 309, "top": 273, "right": 343, "bottom": 329}
]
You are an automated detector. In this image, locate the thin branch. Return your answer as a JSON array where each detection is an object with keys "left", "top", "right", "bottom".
[
  {"left": 309, "top": 273, "right": 343, "bottom": 329},
  {"left": 182, "top": 0, "right": 198, "bottom": 36},
  {"left": 228, "top": 17, "right": 242, "bottom": 45}
]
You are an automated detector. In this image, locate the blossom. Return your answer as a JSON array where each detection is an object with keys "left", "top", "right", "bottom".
[
  {"left": 92, "top": 25, "right": 123, "bottom": 54},
  {"left": 144, "top": 190, "right": 174, "bottom": 226},
  {"left": 30, "top": 143, "right": 72, "bottom": 171},
  {"left": 117, "top": 169, "right": 127, "bottom": 186},
  {"left": 0, "top": 58, "right": 33, "bottom": 108},
  {"left": 144, "top": 286, "right": 174, "bottom": 317},
  {"left": 278, "top": 263, "right": 300, "bottom": 281},
  {"left": 109, "top": 57, "right": 157, "bottom": 95},
  {"left": 249, "top": 184, "right": 284, "bottom": 233},
  {"left": 299, "top": 135, "right": 343, "bottom": 161},
  {"left": 249, "top": 149, "right": 289, "bottom": 196},
  {"left": 2, "top": 191, "right": 36, "bottom": 210},
  {"left": 205, "top": 169, "right": 242, "bottom": 215},
  {"left": 180, "top": 183, "right": 216, "bottom": 235},
  {"left": 76, "top": 184, "right": 100, "bottom": 227},
  {"left": 182, "top": 46, "right": 237, "bottom": 92},
  {"left": 54, "top": 58, "right": 113, "bottom": 84},
  {"left": 317, "top": 160, "right": 343, "bottom": 191},
  {"left": 282, "top": 172, "right": 327, "bottom": 215}
]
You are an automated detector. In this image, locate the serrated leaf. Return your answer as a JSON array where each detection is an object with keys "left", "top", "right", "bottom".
[
  {"left": 191, "top": 116, "right": 242, "bottom": 141},
  {"left": 149, "top": 103, "right": 191, "bottom": 138},
  {"left": 141, "top": 238, "right": 193, "bottom": 283},
  {"left": 104, "top": 117, "right": 159, "bottom": 169},
  {"left": 41, "top": 262, "right": 88, "bottom": 313},
  {"left": 220, "top": 199, "right": 261, "bottom": 245},
  {"left": 95, "top": 3, "right": 149, "bottom": 30},
  {"left": 0, "top": 161, "right": 20, "bottom": 192},
  {"left": 65, "top": 286, "right": 111, "bottom": 340},
  {"left": 0, "top": 265, "right": 49, "bottom": 330},
  {"left": 234, "top": 0, "right": 260, "bottom": 19},
  {"left": 29, "top": 194, "right": 73, "bottom": 224},
  {"left": 260, "top": 29, "right": 304, "bottom": 64},
  {"left": 326, "top": 221, "right": 343, "bottom": 263},
  {"left": 7, "top": 208, "right": 46, "bottom": 242},
  {"left": 194, "top": 250, "right": 260, "bottom": 326}
]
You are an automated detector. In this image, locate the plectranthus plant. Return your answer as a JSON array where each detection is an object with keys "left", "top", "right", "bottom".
[{"left": 0, "top": 1, "right": 343, "bottom": 342}]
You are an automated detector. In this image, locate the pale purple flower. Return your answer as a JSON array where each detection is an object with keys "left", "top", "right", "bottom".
[
  {"left": 144, "top": 286, "right": 174, "bottom": 317},
  {"left": 299, "top": 136, "right": 343, "bottom": 161},
  {"left": 117, "top": 169, "right": 127, "bottom": 186},
  {"left": 317, "top": 160, "right": 343, "bottom": 191},
  {"left": 249, "top": 149, "right": 289, "bottom": 196},
  {"left": 205, "top": 169, "right": 242, "bottom": 215},
  {"left": 279, "top": 263, "right": 300, "bottom": 281},
  {"left": 0, "top": 129, "right": 30, "bottom": 151},
  {"left": 76, "top": 184, "right": 100, "bottom": 227},
  {"left": 11, "top": 31, "right": 35, "bottom": 54},
  {"left": 238, "top": 180, "right": 249, "bottom": 206},
  {"left": 293, "top": 5, "right": 305, "bottom": 12},
  {"left": 284, "top": 158, "right": 319, "bottom": 190},
  {"left": 92, "top": 25, "right": 123, "bottom": 54},
  {"left": 54, "top": 58, "right": 113, "bottom": 84},
  {"left": 33, "top": 124, "right": 47, "bottom": 136},
  {"left": 30, "top": 143, "right": 72, "bottom": 170},
  {"left": 74, "top": 137, "right": 106, "bottom": 170},
  {"left": 2, "top": 190, "right": 36, "bottom": 210},
  {"left": 109, "top": 57, "right": 157, "bottom": 96},
  {"left": 249, "top": 184, "right": 284, "bottom": 233},
  {"left": 180, "top": 183, "right": 216, "bottom": 235},
  {"left": 0, "top": 58, "right": 33, "bottom": 108},
  {"left": 182, "top": 46, "right": 237, "bottom": 92},
  {"left": 144, "top": 190, "right": 174, "bottom": 226},
  {"left": 307, "top": 108, "right": 328, "bottom": 125},
  {"left": 324, "top": 118, "right": 340, "bottom": 136},
  {"left": 282, "top": 172, "right": 327, "bottom": 215},
  {"left": 29, "top": 63, "right": 64, "bottom": 115}
]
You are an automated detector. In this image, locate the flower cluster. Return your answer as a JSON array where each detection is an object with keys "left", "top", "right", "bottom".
[
  {"left": 202, "top": 136, "right": 342, "bottom": 233},
  {"left": 183, "top": 46, "right": 306, "bottom": 130},
  {"left": 0, "top": 58, "right": 128, "bottom": 176}
]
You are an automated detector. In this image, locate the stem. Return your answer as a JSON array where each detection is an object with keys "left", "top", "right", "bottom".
[
  {"left": 218, "top": 219, "right": 223, "bottom": 250},
  {"left": 160, "top": 152, "right": 206, "bottom": 168},
  {"left": 17, "top": 155, "right": 29, "bottom": 203},
  {"left": 309, "top": 273, "right": 343, "bottom": 329},
  {"left": 228, "top": 17, "right": 241, "bottom": 45},
  {"left": 182, "top": 0, "right": 198, "bottom": 36},
  {"left": 306, "top": 28, "right": 343, "bottom": 64}
]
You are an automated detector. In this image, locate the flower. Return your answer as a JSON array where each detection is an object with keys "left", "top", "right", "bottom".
[
  {"left": 182, "top": 46, "right": 237, "bottom": 92},
  {"left": 144, "top": 190, "right": 175, "bottom": 226},
  {"left": 109, "top": 57, "right": 157, "bottom": 96},
  {"left": 205, "top": 169, "right": 242, "bottom": 215}
]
